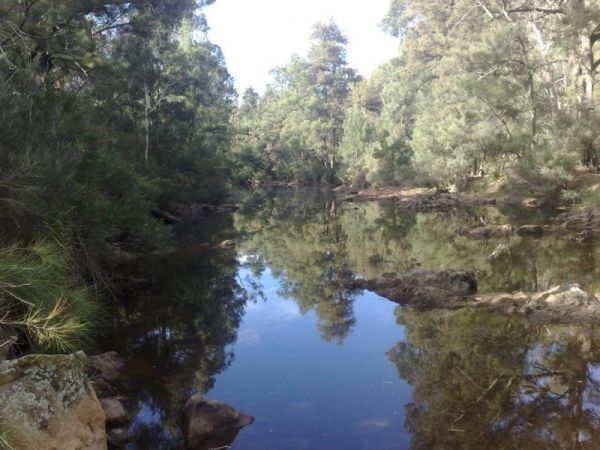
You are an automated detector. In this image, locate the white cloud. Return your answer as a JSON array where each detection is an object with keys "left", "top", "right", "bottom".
[{"left": 204, "top": 0, "right": 398, "bottom": 94}]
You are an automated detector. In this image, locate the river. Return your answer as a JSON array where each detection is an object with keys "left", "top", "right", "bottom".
[{"left": 100, "top": 189, "right": 600, "bottom": 449}]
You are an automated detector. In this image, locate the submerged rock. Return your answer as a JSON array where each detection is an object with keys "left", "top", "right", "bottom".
[
  {"left": 557, "top": 206, "right": 600, "bottom": 231},
  {"left": 458, "top": 225, "right": 513, "bottom": 239},
  {"left": 89, "top": 351, "right": 125, "bottom": 382},
  {"left": 164, "top": 202, "right": 239, "bottom": 222},
  {"left": 515, "top": 224, "right": 544, "bottom": 237},
  {"left": 0, "top": 335, "right": 17, "bottom": 362},
  {"left": 107, "top": 427, "right": 130, "bottom": 446},
  {"left": 183, "top": 394, "right": 254, "bottom": 450},
  {"left": 100, "top": 398, "right": 129, "bottom": 425},
  {"left": 0, "top": 352, "right": 106, "bottom": 450},
  {"left": 357, "top": 268, "right": 600, "bottom": 324},
  {"left": 473, "top": 284, "right": 600, "bottom": 323},
  {"left": 351, "top": 269, "right": 478, "bottom": 307},
  {"left": 216, "top": 239, "right": 236, "bottom": 250}
]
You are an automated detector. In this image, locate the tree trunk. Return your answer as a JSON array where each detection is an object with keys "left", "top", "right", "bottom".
[
  {"left": 517, "top": 36, "right": 537, "bottom": 159},
  {"left": 581, "top": 25, "right": 594, "bottom": 108},
  {"left": 144, "top": 82, "right": 151, "bottom": 166},
  {"left": 530, "top": 22, "right": 560, "bottom": 114},
  {"left": 570, "top": 0, "right": 595, "bottom": 110}
]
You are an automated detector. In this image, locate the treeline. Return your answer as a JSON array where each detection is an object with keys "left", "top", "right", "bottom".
[
  {"left": 0, "top": 1, "right": 234, "bottom": 351},
  {"left": 233, "top": 0, "right": 600, "bottom": 190}
]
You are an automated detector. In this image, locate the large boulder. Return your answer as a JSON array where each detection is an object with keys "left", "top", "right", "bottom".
[
  {"left": 352, "top": 269, "right": 478, "bottom": 307},
  {"left": 183, "top": 394, "right": 254, "bottom": 450},
  {"left": 0, "top": 352, "right": 106, "bottom": 450}
]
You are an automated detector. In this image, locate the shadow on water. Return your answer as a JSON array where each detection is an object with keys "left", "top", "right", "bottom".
[
  {"left": 100, "top": 213, "right": 256, "bottom": 448},
  {"left": 100, "top": 189, "right": 600, "bottom": 449}
]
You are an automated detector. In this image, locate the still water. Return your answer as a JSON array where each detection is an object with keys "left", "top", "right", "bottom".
[{"left": 102, "top": 190, "right": 600, "bottom": 449}]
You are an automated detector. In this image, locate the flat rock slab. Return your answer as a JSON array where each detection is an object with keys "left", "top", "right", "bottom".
[
  {"left": 351, "top": 269, "right": 478, "bottom": 307},
  {"left": 356, "top": 269, "right": 600, "bottom": 324}
]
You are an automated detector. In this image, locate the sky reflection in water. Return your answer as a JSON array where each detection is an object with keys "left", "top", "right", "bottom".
[{"left": 208, "top": 266, "right": 410, "bottom": 450}]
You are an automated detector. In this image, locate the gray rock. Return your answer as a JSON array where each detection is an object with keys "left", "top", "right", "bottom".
[
  {"left": 183, "top": 394, "right": 254, "bottom": 450},
  {"left": 0, "top": 352, "right": 106, "bottom": 449},
  {"left": 100, "top": 398, "right": 129, "bottom": 425}
]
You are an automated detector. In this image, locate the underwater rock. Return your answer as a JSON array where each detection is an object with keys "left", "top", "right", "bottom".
[
  {"left": 0, "top": 335, "right": 17, "bottom": 362},
  {"left": 216, "top": 239, "right": 236, "bottom": 249},
  {"left": 151, "top": 208, "right": 183, "bottom": 224},
  {"left": 164, "top": 202, "right": 239, "bottom": 222},
  {"left": 0, "top": 352, "right": 106, "bottom": 450},
  {"left": 107, "top": 427, "right": 130, "bottom": 446},
  {"left": 472, "top": 284, "right": 600, "bottom": 323},
  {"left": 183, "top": 394, "right": 254, "bottom": 450},
  {"left": 515, "top": 224, "right": 544, "bottom": 237}
]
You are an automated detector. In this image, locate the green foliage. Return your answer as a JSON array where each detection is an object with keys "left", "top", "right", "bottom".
[
  {"left": 232, "top": 21, "right": 359, "bottom": 186},
  {"left": 234, "top": 1, "right": 600, "bottom": 190},
  {"left": 0, "top": 0, "right": 236, "bottom": 354},
  {"left": 0, "top": 240, "right": 96, "bottom": 353},
  {"left": 0, "top": 423, "right": 14, "bottom": 450}
]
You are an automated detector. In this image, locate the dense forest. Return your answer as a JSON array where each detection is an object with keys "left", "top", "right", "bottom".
[
  {"left": 234, "top": 0, "right": 600, "bottom": 191},
  {"left": 3, "top": 1, "right": 600, "bottom": 449},
  {"left": 0, "top": 0, "right": 235, "bottom": 352},
  {"left": 1, "top": 0, "right": 599, "bottom": 354}
]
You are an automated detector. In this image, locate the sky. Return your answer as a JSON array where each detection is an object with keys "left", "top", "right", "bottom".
[{"left": 204, "top": 0, "right": 399, "bottom": 95}]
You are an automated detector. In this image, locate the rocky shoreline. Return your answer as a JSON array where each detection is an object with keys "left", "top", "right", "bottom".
[
  {"left": 352, "top": 269, "right": 600, "bottom": 324},
  {"left": 0, "top": 350, "right": 253, "bottom": 449}
]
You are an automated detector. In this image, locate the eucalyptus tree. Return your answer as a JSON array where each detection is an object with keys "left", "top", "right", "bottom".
[{"left": 233, "top": 21, "right": 359, "bottom": 185}]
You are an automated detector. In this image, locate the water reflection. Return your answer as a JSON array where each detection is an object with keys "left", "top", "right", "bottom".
[
  {"left": 236, "top": 190, "right": 359, "bottom": 344},
  {"left": 235, "top": 190, "right": 600, "bottom": 294},
  {"left": 391, "top": 308, "right": 600, "bottom": 449},
  {"left": 102, "top": 215, "right": 254, "bottom": 448},
  {"left": 101, "top": 190, "right": 600, "bottom": 449}
]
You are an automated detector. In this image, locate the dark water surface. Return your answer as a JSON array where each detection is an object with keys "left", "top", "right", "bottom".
[{"left": 102, "top": 190, "right": 600, "bottom": 449}]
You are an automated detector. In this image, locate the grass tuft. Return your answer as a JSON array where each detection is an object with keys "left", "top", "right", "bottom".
[{"left": 0, "top": 239, "right": 97, "bottom": 353}]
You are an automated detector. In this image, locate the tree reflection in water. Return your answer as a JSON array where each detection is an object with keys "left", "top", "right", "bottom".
[
  {"left": 101, "top": 190, "right": 600, "bottom": 449},
  {"left": 389, "top": 308, "right": 600, "bottom": 449},
  {"left": 101, "top": 215, "right": 256, "bottom": 448},
  {"left": 236, "top": 190, "right": 361, "bottom": 344}
]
